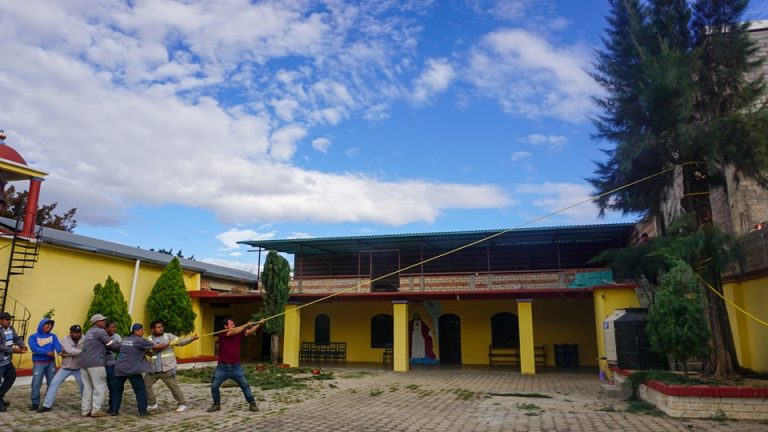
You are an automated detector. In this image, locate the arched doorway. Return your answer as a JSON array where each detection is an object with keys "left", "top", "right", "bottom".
[
  {"left": 439, "top": 314, "right": 462, "bottom": 364},
  {"left": 491, "top": 312, "right": 519, "bottom": 348}
]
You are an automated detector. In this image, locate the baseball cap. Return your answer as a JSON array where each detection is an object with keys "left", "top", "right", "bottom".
[
  {"left": 70, "top": 324, "right": 82, "bottom": 333},
  {"left": 89, "top": 313, "right": 107, "bottom": 324},
  {"left": 0, "top": 312, "right": 12, "bottom": 320},
  {"left": 131, "top": 323, "right": 143, "bottom": 332}
]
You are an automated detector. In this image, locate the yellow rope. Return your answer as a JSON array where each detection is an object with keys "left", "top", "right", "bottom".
[
  {"left": 191, "top": 162, "right": 697, "bottom": 339},
  {"left": 694, "top": 272, "right": 768, "bottom": 328}
]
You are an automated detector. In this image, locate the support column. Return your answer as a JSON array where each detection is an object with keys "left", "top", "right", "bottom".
[
  {"left": 21, "top": 177, "right": 43, "bottom": 237},
  {"left": 393, "top": 300, "right": 409, "bottom": 372},
  {"left": 283, "top": 303, "right": 302, "bottom": 367},
  {"left": 517, "top": 299, "right": 535, "bottom": 374}
]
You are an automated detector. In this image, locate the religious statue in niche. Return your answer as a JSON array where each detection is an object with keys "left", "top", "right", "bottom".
[{"left": 409, "top": 313, "right": 438, "bottom": 364}]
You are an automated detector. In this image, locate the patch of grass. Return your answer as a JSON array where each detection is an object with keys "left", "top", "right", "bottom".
[
  {"left": 626, "top": 400, "right": 663, "bottom": 417},
  {"left": 328, "top": 383, "right": 338, "bottom": 389},
  {"left": 370, "top": 388, "right": 384, "bottom": 397},
  {"left": 515, "top": 402, "right": 544, "bottom": 414},
  {"left": 177, "top": 364, "right": 318, "bottom": 390},
  {"left": 339, "top": 370, "right": 374, "bottom": 379},
  {"left": 417, "top": 390, "right": 434, "bottom": 398},
  {"left": 487, "top": 392, "right": 552, "bottom": 398},
  {"left": 388, "top": 385, "right": 400, "bottom": 392},
  {"left": 707, "top": 409, "right": 729, "bottom": 422},
  {"left": 405, "top": 384, "right": 421, "bottom": 391},
  {"left": 596, "top": 404, "right": 617, "bottom": 412},
  {"left": 453, "top": 388, "right": 481, "bottom": 401}
]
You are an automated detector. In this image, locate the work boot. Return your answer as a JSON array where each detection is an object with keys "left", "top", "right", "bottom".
[
  {"left": 207, "top": 404, "right": 221, "bottom": 412},
  {"left": 29, "top": 404, "right": 39, "bottom": 411},
  {"left": 37, "top": 406, "right": 52, "bottom": 413},
  {"left": 249, "top": 402, "right": 259, "bottom": 412},
  {"left": 0, "top": 402, "right": 6, "bottom": 412}
]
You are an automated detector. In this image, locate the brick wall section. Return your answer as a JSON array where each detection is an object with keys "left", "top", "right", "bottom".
[{"left": 290, "top": 277, "right": 371, "bottom": 294}]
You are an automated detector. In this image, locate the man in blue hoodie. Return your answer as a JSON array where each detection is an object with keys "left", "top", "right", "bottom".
[{"left": 28, "top": 317, "right": 62, "bottom": 411}]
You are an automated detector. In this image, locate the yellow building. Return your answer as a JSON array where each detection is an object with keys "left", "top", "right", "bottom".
[
  {"left": 235, "top": 225, "right": 643, "bottom": 374},
  {"left": 0, "top": 222, "right": 261, "bottom": 370}
]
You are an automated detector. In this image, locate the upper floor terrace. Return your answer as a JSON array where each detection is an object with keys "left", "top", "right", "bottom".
[{"left": 243, "top": 223, "right": 635, "bottom": 297}]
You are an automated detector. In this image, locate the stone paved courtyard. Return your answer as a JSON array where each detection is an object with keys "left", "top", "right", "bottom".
[{"left": 0, "top": 366, "right": 766, "bottom": 431}]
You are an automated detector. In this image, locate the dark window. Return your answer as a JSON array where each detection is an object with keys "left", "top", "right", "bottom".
[
  {"left": 371, "top": 314, "right": 393, "bottom": 348},
  {"left": 491, "top": 312, "right": 519, "bottom": 348},
  {"left": 314, "top": 314, "right": 330, "bottom": 345}
]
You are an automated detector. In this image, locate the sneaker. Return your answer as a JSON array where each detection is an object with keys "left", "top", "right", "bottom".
[
  {"left": 206, "top": 404, "right": 221, "bottom": 412},
  {"left": 29, "top": 404, "right": 39, "bottom": 411},
  {"left": 138, "top": 412, "right": 149, "bottom": 417},
  {"left": 249, "top": 402, "right": 259, "bottom": 412},
  {"left": 175, "top": 404, "right": 188, "bottom": 413},
  {"left": 90, "top": 411, "right": 108, "bottom": 418},
  {"left": 81, "top": 412, "right": 91, "bottom": 417},
  {"left": 37, "top": 406, "right": 52, "bottom": 413},
  {"left": 147, "top": 403, "right": 158, "bottom": 411}
]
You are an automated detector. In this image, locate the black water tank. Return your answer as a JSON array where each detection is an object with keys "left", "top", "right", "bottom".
[{"left": 614, "top": 308, "right": 667, "bottom": 370}]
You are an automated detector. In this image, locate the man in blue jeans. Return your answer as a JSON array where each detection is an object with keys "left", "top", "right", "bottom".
[
  {"left": 28, "top": 317, "right": 62, "bottom": 411},
  {"left": 37, "top": 324, "right": 84, "bottom": 413},
  {"left": 207, "top": 317, "right": 266, "bottom": 413}
]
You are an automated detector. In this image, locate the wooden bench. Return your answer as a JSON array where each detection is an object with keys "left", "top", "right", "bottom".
[{"left": 489, "top": 345, "right": 546, "bottom": 367}]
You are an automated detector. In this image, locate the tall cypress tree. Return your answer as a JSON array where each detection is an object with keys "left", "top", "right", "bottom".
[
  {"left": 146, "top": 257, "right": 196, "bottom": 335},
  {"left": 84, "top": 276, "right": 131, "bottom": 335},
  {"left": 253, "top": 251, "right": 291, "bottom": 363}
]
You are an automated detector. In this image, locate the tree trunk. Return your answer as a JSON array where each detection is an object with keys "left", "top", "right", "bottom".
[
  {"left": 681, "top": 164, "right": 740, "bottom": 378},
  {"left": 270, "top": 333, "right": 281, "bottom": 365}
]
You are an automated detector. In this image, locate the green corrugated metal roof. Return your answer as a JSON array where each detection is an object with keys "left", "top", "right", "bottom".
[{"left": 239, "top": 223, "right": 635, "bottom": 254}]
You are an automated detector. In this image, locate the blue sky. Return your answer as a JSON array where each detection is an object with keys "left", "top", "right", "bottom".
[{"left": 2, "top": 0, "right": 768, "bottom": 273}]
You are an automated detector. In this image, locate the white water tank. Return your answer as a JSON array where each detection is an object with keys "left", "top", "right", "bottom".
[{"left": 603, "top": 309, "right": 627, "bottom": 364}]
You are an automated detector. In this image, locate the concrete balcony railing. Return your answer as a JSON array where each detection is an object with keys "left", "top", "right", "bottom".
[{"left": 290, "top": 268, "right": 613, "bottom": 295}]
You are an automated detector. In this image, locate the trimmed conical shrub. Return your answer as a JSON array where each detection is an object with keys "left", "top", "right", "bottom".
[
  {"left": 146, "top": 257, "right": 196, "bottom": 335},
  {"left": 84, "top": 276, "right": 131, "bottom": 335}
]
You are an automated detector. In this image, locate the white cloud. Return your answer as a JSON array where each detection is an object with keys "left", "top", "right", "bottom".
[
  {"left": 311, "top": 137, "right": 332, "bottom": 154},
  {"left": 523, "top": 134, "right": 568, "bottom": 151},
  {"left": 514, "top": 182, "right": 600, "bottom": 223},
  {"left": 199, "top": 257, "right": 260, "bottom": 274},
  {"left": 216, "top": 228, "right": 276, "bottom": 250},
  {"left": 288, "top": 232, "right": 313, "bottom": 239},
  {"left": 411, "top": 58, "right": 455, "bottom": 103},
  {"left": 510, "top": 151, "right": 532, "bottom": 162},
  {"left": 0, "top": 1, "right": 511, "bottom": 227},
  {"left": 270, "top": 125, "right": 307, "bottom": 161},
  {"left": 345, "top": 147, "right": 360, "bottom": 158},
  {"left": 229, "top": 251, "right": 243, "bottom": 257},
  {"left": 468, "top": 28, "right": 600, "bottom": 122}
]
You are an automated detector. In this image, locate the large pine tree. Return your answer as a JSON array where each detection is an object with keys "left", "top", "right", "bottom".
[
  {"left": 590, "top": 0, "right": 768, "bottom": 377},
  {"left": 146, "top": 257, "right": 196, "bottom": 335},
  {"left": 84, "top": 276, "right": 131, "bottom": 335}
]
